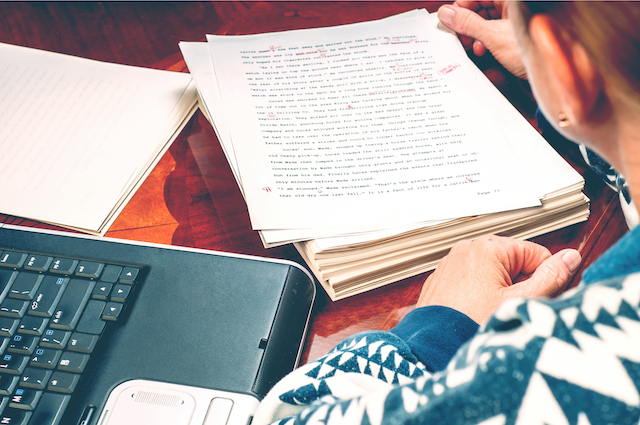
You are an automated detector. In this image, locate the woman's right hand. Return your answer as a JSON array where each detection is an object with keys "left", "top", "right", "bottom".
[
  {"left": 437, "top": 1, "right": 527, "bottom": 79},
  {"left": 416, "top": 235, "right": 581, "bottom": 325}
]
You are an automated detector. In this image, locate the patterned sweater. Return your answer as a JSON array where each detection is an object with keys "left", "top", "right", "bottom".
[{"left": 253, "top": 223, "right": 640, "bottom": 425}]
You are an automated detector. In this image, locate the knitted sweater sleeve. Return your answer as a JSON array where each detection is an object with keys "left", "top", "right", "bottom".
[{"left": 389, "top": 305, "right": 479, "bottom": 372}]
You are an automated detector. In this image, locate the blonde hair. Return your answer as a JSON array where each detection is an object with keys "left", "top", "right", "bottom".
[{"left": 515, "top": 1, "right": 640, "bottom": 102}]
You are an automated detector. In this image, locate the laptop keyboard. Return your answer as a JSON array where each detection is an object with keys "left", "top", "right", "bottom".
[{"left": 0, "top": 249, "right": 140, "bottom": 425}]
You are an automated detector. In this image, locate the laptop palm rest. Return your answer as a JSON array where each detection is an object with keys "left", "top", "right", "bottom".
[{"left": 99, "top": 379, "right": 259, "bottom": 425}]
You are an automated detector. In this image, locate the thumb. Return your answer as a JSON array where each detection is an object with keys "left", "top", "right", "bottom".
[
  {"left": 510, "top": 249, "right": 582, "bottom": 298},
  {"left": 437, "top": 5, "right": 491, "bottom": 43}
]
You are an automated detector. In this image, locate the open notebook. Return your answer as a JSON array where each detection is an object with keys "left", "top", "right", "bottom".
[{"left": 0, "top": 224, "right": 315, "bottom": 425}]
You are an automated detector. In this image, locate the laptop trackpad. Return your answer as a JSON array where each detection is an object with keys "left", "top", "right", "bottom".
[
  {"left": 101, "top": 382, "right": 196, "bottom": 425},
  {"left": 98, "top": 379, "right": 257, "bottom": 425}
]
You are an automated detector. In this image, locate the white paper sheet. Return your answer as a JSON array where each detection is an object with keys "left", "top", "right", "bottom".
[
  {"left": 0, "top": 42, "right": 195, "bottom": 233},
  {"left": 204, "top": 11, "right": 540, "bottom": 231}
]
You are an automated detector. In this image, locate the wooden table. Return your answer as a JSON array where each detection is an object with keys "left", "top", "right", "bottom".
[{"left": 0, "top": 1, "right": 628, "bottom": 364}]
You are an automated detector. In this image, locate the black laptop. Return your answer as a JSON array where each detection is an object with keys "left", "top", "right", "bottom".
[{"left": 0, "top": 223, "right": 315, "bottom": 425}]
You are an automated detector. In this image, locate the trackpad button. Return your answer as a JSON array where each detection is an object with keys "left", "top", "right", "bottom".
[{"left": 204, "top": 397, "right": 234, "bottom": 425}]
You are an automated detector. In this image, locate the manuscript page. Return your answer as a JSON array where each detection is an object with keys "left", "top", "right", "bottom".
[{"left": 206, "top": 11, "right": 540, "bottom": 231}]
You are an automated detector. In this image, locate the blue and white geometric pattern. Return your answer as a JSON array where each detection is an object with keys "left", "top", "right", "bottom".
[
  {"left": 304, "top": 333, "right": 427, "bottom": 382},
  {"left": 255, "top": 273, "right": 640, "bottom": 425},
  {"left": 278, "top": 332, "right": 429, "bottom": 406}
]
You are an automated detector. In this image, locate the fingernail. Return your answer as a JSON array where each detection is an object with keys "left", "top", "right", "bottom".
[
  {"left": 561, "top": 250, "right": 581, "bottom": 272},
  {"left": 438, "top": 5, "right": 456, "bottom": 27}
]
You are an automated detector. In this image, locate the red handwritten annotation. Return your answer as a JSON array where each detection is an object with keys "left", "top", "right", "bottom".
[
  {"left": 259, "top": 45, "right": 281, "bottom": 53},
  {"left": 438, "top": 63, "right": 461, "bottom": 75},
  {"left": 385, "top": 37, "right": 417, "bottom": 44}
]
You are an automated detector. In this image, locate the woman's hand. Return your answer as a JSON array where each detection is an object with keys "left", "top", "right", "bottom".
[
  {"left": 417, "top": 235, "right": 581, "bottom": 324},
  {"left": 437, "top": 1, "right": 527, "bottom": 79}
]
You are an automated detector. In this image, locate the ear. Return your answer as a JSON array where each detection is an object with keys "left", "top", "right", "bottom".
[{"left": 528, "top": 14, "right": 604, "bottom": 124}]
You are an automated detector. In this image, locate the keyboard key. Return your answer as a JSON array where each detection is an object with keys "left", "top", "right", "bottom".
[
  {"left": 0, "top": 396, "right": 8, "bottom": 416},
  {"left": 91, "top": 282, "right": 112, "bottom": 300},
  {"left": 110, "top": 284, "right": 131, "bottom": 303},
  {"left": 0, "top": 407, "right": 31, "bottom": 424},
  {"left": 8, "top": 273, "right": 43, "bottom": 301},
  {"left": 0, "top": 396, "right": 7, "bottom": 415},
  {"left": 119, "top": 267, "right": 139, "bottom": 284},
  {"left": 76, "top": 300, "right": 105, "bottom": 335},
  {"left": 50, "top": 279, "right": 94, "bottom": 330},
  {"left": 0, "top": 375, "right": 19, "bottom": 396},
  {"left": 17, "top": 317, "right": 47, "bottom": 338},
  {"left": 0, "top": 252, "right": 140, "bottom": 422},
  {"left": 39, "top": 330, "right": 70, "bottom": 350},
  {"left": 22, "top": 255, "right": 53, "bottom": 273},
  {"left": 30, "top": 348, "right": 61, "bottom": 370},
  {"left": 75, "top": 261, "right": 104, "bottom": 279},
  {"left": 49, "top": 259, "right": 78, "bottom": 276},
  {"left": 27, "top": 276, "right": 68, "bottom": 318},
  {"left": 102, "top": 302, "right": 123, "bottom": 321},
  {"left": 0, "top": 338, "right": 9, "bottom": 355},
  {"left": 0, "top": 253, "right": 26, "bottom": 269},
  {"left": 47, "top": 371, "right": 79, "bottom": 394},
  {"left": 9, "top": 388, "right": 41, "bottom": 410},
  {"left": 0, "top": 319, "right": 19, "bottom": 338},
  {"left": 67, "top": 333, "right": 98, "bottom": 354},
  {"left": 18, "top": 368, "right": 51, "bottom": 391},
  {"left": 0, "top": 355, "right": 28, "bottom": 375},
  {"left": 7, "top": 336, "right": 37, "bottom": 356},
  {"left": 57, "top": 351, "right": 89, "bottom": 373},
  {"left": 0, "top": 271, "right": 17, "bottom": 302},
  {"left": 99, "top": 265, "right": 122, "bottom": 283},
  {"left": 28, "top": 392, "right": 70, "bottom": 425},
  {"left": 0, "top": 300, "right": 28, "bottom": 319}
]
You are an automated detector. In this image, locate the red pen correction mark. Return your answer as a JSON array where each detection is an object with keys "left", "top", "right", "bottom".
[
  {"left": 259, "top": 45, "right": 282, "bottom": 53},
  {"left": 385, "top": 37, "right": 417, "bottom": 45},
  {"left": 438, "top": 63, "right": 461, "bottom": 75},
  {"left": 391, "top": 63, "right": 413, "bottom": 72},
  {"left": 466, "top": 177, "right": 474, "bottom": 182},
  {"left": 262, "top": 187, "right": 272, "bottom": 192}
]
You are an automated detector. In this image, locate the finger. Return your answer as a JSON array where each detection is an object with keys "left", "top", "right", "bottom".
[
  {"left": 437, "top": 5, "right": 492, "bottom": 43},
  {"left": 460, "top": 34, "right": 475, "bottom": 49},
  {"left": 515, "top": 240, "right": 553, "bottom": 276},
  {"left": 510, "top": 249, "right": 581, "bottom": 298},
  {"left": 474, "top": 235, "right": 550, "bottom": 279},
  {"left": 473, "top": 40, "right": 487, "bottom": 56},
  {"left": 498, "top": 0, "right": 508, "bottom": 18},
  {"left": 453, "top": 0, "right": 483, "bottom": 12}
]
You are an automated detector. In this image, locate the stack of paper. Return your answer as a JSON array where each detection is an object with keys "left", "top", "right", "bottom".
[
  {"left": 0, "top": 42, "right": 198, "bottom": 235},
  {"left": 180, "top": 10, "right": 589, "bottom": 300}
]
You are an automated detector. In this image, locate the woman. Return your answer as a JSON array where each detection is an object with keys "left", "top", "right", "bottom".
[{"left": 255, "top": 2, "right": 640, "bottom": 424}]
